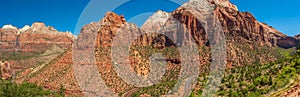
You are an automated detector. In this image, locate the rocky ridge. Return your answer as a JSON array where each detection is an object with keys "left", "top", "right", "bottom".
[{"left": 0, "top": 22, "right": 75, "bottom": 52}]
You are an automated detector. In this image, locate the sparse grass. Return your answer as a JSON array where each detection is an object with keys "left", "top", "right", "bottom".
[
  {"left": 27, "top": 48, "right": 70, "bottom": 79},
  {"left": 0, "top": 51, "right": 43, "bottom": 61}
]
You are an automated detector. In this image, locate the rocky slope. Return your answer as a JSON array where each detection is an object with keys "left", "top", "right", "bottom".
[
  {"left": 25, "top": 50, "right": 83, "bottom": 96},
  {"left": 0, "top": 22, "right": 75, "bottom": 52},
  {"left": 0, "top": 61, "right": 12, "bottom": 80}
]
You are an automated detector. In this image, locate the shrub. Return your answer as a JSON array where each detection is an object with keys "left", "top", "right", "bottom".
[
  {"left": 281, "top": 66, "right": 296, "bottom": 79},
  {"left": 254, "top": 76, "right": 270, "bottom": 86},
  {"left": 0, "top": 80, "right": 63, "bottom": 97}
]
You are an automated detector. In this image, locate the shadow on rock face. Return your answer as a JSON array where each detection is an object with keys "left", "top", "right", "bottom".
[{"left": 277, "top": 37, "right": 298, "bottom": 49}]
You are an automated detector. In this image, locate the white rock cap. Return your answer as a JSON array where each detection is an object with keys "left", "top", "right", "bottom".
[{"left": 2, "top": 24, "right": 18, "bottom": 30}]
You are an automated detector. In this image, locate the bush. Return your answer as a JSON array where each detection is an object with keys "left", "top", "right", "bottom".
[
  {"left": 247, "top": 84, "right": 256, "bottom": 91},
  {"left": 280, "top": 66, "right": 296, "bottom": 79},
  {"left": 0, "top": 80, "right": 63, "bottom": 97},
  {"left": 254, "top": 76, "right": 270, "bottom": 86}
]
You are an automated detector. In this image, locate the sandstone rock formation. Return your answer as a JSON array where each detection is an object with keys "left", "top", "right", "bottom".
[
  {"left": 276, "top": 34, "right": 300, "bottom": 49},
  {"left": 18, "top": 25, "right": 31, "bottom": 34},
  {"left": 76, "top": 0, "right": 297, "bottom": 70},
  {"left": 79, "top": 0, "right": 291, "bottom": 50},
  {"left": 0, "top": 61, "right": 12, "bottom": 80},
  {"left": 207, "top": 0, "right": 238, "bottom": 10},
  {"left": 0, "top": 27, "right": 18, "bottom": 52},
  {"left": 294, "top": 34, "right": 300, "bottom": 43},
  {"left": 277, "top": 37, "right": 297, "bottom": 49},
  {"left": 2, "top": 25, "right": 18, "bottom": 30},
  {"left": 0, "top": 22, "right": 75, "bottom": 52},
  {"left": 95, "top": 12, "right": 129, "bottom": 47},
  {"left": 141, "top": 10, "right": 170, "bottom": 32}
]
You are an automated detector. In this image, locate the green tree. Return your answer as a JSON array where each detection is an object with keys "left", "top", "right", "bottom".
[
  {"left": 254, "top": 76, "right": 270, "bottom": 86},
  {"left": 0, "top": 80, "right": 64, "bottom": 97}
]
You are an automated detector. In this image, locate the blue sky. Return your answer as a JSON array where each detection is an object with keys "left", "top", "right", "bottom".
[
  {"left": 0, "top": 0, "right": 299, "bottom": 36},
  {"left": 230, "top": 0, "right": 300, "bottom": 36},
  {"left": 0, "top": 0, "right": 89, "bottom": 32}
]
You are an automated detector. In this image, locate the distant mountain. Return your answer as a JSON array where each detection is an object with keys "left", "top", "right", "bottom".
[
  {"left": 0, "top": 22, "right": 75, "bottom": 52},
  {"left": 0, "top": 23, "right": 79, "bottom": 96}
]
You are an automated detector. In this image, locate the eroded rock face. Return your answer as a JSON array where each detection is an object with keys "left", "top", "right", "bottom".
[
  {"left": 85, "top": 0, "right": 290, "bottom": 49},
  {"left": 170, "top": 8, "right": 208, "bottom": 46},
  {"left": 207, "top": 0, "right": 238, "bottom": 10},
  {"left": 277, "top": 37, "right": 297, "bottom": 49},
  {"left": 212, "top": 5, "right": 300, "bottom": 49},
  {"left": 83, "top": 0, "right": 293, "bottom": 67},
  {"left": 19, "top": 25, "right": 31, "bottom": 34},
  {"left": 0, "top": 28, "right": 18, "bottom": 52},
  {"left": 0, "top": 61, "right": 12, "bottom": 80},
  {"left": 275, "top": 34, "right": 300, "bottom": 49},
  {"left": 95, "top": 12, "right": 128, "bottom": 47},
  {"left": 141, "top": 10, "right": 170, "bottom": 32},
  {"left": 214, "top": 7, "right": 286, "bottom": 47},
  {"left": 0, "top": 22, "right": 75, "bottom": 52},
  {"left": 76, "top": 12, "right": 143, "bottom": 48},
  {"left": 31, "top": 22, "right": 50, "bottom": 33},
  {"left": 294, "top": 34, "right": 300, "bottom": 46}
]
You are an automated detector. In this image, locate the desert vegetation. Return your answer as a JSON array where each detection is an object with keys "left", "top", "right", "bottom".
[
  {"left": 0, "top": 79, "right": 65, "bottom": 97},
  {"left": 190, "top": 48, "right": 300, "bottom": 97}
]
